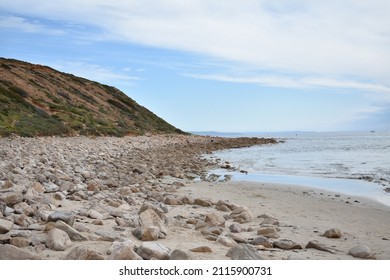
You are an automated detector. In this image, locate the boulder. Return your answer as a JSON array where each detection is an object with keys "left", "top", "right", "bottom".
[
  {"left": 108, "top": 244, "right": 143, "bottom": 260},
  {"left": 52, "top": 220, "right": 88, "bottom": 241},
  {"left": 349, "top": 245, "right": 376, "bottom": 259},
  {"left": 250, "top": 237, "right": 272, "bottom": 248},
  {"left": 65, "top": 245, "right": 105, "bottom": 260},
  {"left": 217, "top": 236, "right": 238, "bottom": 247},
  {"left": 139, "top": 209, "right": 167, "bottom": 236},
  {"left": 169, "top": 249, "right": 193, "bottom": 260},
  {"left": 132, "top": 226, "right": 160, "bottom": 241},
  {"left": 0, "top": 244, "right": 40, "bottom": 260},
  {"left": 137, "top": 242, "right": 171, "bottom": 260},
  {"left": 0, "top": 218, "right": 13, "bottom": 234},
  {"left": 47, "top": 211, "right": 75, "bottom": 226},
  {"left": 257, "top": 226, "right": 280, "bottom": 239},
  {"left": 46, "top": 228, "right": 72, "bottom": 251},
  {"left": 193, "top": 198, "right": 213, "bottom": 207},
  {"left": 226, "top": 244, "right": 266, "bottom": 260},
  {"left": 229, "top": 206, "right": 253, "bottom": 223}
]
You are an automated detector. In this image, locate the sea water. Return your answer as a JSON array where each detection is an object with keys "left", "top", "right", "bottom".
[{"left": 205, "top": 131, "right": 390, "bottom": 207}]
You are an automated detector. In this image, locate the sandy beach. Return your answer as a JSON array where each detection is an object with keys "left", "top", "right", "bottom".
[{"left": 1, "top": 135, "right": 389, "bottom": 260}]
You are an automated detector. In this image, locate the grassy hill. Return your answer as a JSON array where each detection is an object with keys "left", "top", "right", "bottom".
[{"left": 0, "top": 58, "right": 185, "bottom": 137}]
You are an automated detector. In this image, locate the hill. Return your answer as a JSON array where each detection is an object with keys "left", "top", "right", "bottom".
[{"left": 0, "top": 58, "right": 185, "bottom": 137}]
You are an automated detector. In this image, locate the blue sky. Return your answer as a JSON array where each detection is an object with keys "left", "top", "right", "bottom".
[{"left": 1, "top": 0, "right": 389, "bottom": 132}]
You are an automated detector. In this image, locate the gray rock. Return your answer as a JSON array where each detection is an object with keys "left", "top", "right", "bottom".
[
  {"left": 273, "top": 239, "right": 303, "bottom": 250},
  {"left": 0, "top": 218, "right": 13, "bottom": 234},
  {"left": 323, "top": 228, "right": 342, "bottom": 238},
  {"left": 108, "top": 244, "right": 143, "bottom": 260},
  {"left": 65, "top": 245, "right": 105, "bottom": 260},
  {"left": 52, "top": 220, "right": 88, "bottom": 241},
  {"left": 46, "top": 228, "right": 72, "bottom": 251},
  {"left": 137, "top": 242, "right": 171, "bottom": 260},
  {"left": 217, "top": 236, "right": 238, "bottom": 247},
  {"left": 349, "top": 245, "right": 376, "bottom": 259},
  {"left": 88, "top": 209, "right": 104, "bottom": 220},
  {"left": 250, "top": 237, "right": 272, "bottom": 248},
  {"left": 229, "top": 206, "right": 253, "bottom": 224},
  {"left": 94, "top": 230, "right": 121, "bottom": 242},
  {"left": 226, "top": 244, "right": 266, "bottom": 260},
  {"left": 0, "top": 244, "right": 40, "bottom": 260},
  {"left": 47, "top": 211, "right": 75, "bottom": 226},
  {"left": 13, "top": 202, "right": 34, "bottom": 216},
  {"left": 169, "top": 249, "right": 193, "bottom": 260},
  {"left": 229, "top": 223, "right": 243, "bottom": 233}
]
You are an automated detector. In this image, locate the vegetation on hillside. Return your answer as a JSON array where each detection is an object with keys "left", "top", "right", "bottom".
[{"left": 0, "top": 58, "right": 186, "bottom": 137}]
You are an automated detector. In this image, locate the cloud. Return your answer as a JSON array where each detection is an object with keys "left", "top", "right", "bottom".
[
  {"left": 0, "top": 15, "right": 65, "bottom": 35},
  {"left": 1, "top": 0, "right": 389, "bottom": 90}
]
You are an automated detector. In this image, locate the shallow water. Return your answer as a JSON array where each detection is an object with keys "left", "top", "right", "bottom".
[{"left": 206, "top": 131, "right": 390, "bottom": 207}]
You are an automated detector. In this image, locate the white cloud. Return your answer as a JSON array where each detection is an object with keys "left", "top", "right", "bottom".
[
  {"left": 1, "top": 0, "right": 389, "bottom": 89},
  {"left": 0, "top": 15, "right": 65, "bottom": 35}
]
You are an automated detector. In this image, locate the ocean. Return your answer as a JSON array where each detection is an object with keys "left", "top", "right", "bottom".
[{"left": 204, "top": 131, "right": 390, "bottom": 207}]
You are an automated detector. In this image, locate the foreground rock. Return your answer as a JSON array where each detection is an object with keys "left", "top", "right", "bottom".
[
  {"left": 349, "top": 245, "right": 376, "bottom": 259},
  {"left": 226, "top": 244, "right": 266, "bottom": 260}
]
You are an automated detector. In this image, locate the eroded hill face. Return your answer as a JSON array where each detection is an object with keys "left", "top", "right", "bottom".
[{"left": 0, "top": 58, "right": 184, "bottom": 137}]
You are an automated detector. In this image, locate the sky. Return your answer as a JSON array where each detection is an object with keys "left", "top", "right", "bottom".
[{"left": 1, "top": 0, "right": 390, "bottom": 132}]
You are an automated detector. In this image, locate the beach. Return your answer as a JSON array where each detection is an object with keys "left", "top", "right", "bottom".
[{"left": 1, "top": 135, "right": 389, "bottom": 260}]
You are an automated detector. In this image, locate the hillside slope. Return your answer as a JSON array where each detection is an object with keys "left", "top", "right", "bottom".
[{"left": 0, "top": 58, "right": 185, "bottom": 137}]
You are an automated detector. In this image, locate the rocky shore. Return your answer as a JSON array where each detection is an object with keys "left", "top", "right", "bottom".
[{"left": 0, "top": 134, "right": 284, "bottom": 260}]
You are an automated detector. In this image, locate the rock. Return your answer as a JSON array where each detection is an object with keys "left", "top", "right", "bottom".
[
  {"left": 250, "top": 237, "right": 272, "bottom": 248},
  {"left": 31, "top": 182, "right": 45, "bottom": 193},
  {"left": 52, "top": 220, "right": 88, "bottom": 241},
  {"left": 226, "top": 233, "right": 248, "bottom": 244},
  {"left": 349, "top": 245, "right": 376, "bottom": 259},
  {"left": 138, "top": 202, "right": 166, "bottom": 219},
  {"left": 193, "top": 198, "right": 213, "bottom": 207},
  {"left": 323, "top": 228, "right": 342, "bottom": 238},
  {"left": 43, "top": 182, "right": 60, "bottom": 193},
  {"left": 169, "top": 249, "right": 192, "bottom": 260},
  {"left": 217, "top": 236, "right": 238, "bottom": 247},
  {"left": 109, "top": 244, "right": 143, "bottom": 260},
  {"left": 229, "top": 206, "right": 253, "bottom": 223},
  {"left": 164, "top": 197, "right": 183, "bottom": 205},
  {"left": 273, "top": 239, "right": 303, "bottom": 250},
  {"left": 2, "top": 180, "right": 14, "bottom": 189},
  {"left": 139, "top": 209, "right": 167, "bottom": 236},
  {"left": 137, "top": 242, "right": 171, "bottom": 260},
  {"left": 0, "top": 244, "right": 40, "bottom": 260},
  {"left": 205, "top": 212, "right": 226, "bottom": 227},
  {"left": 0, "top": 218, "right": 13, "bottom": 234},
  {"left": 65, "top": 245, "right": 105, "bottom": 260},
  {"left": 229, "top": 223, "right": 243, "bottom": 233},
  {"left": 132, "top": 226, "right": 160, "bottom": 241},
  {"left": 216, "top": 205, "right": 231, "bottom": 212},
  {"left": 0, "top": 192, "right": 23, "bottom": 206},
  {"left": 47, "top": 211, "right": 75, "bottom": 226},
  {"left": 94, "top": 230, "right": 121, "bottom": 242},
  {"left": 10, "top": 237, "right": 30, "bottom": 248},
  {"left": 306, "top": 240, "right": 335, "bottom": 254},
  {"left": 46, "top": 228, "right": 72, "bottom": 251},
  {"left": 190, "top": 246, "right": 213, "bottom": 253},
  {"left": 14, "top": 202, "right": 34, "bottom": 217},
  {"left": 257, "top": 226, "right": 280, "bottom": 239},
  {"left": 226, "top": 244, "right": 266, "bottom": 260},
  {"left": 88, "top": 209, "right": 104, "bottom": 220},
  {"left": 260, "top": 217, "right": 279, "bottom": 226}
]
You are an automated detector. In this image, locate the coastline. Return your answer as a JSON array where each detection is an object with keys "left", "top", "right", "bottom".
[{"left": 1, "top": 135, "right": 389, "bottom": 260}]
